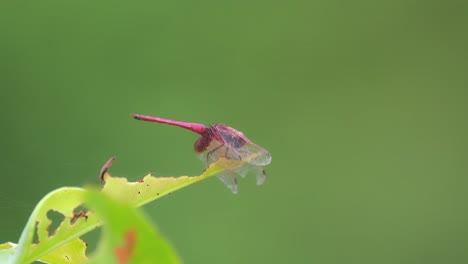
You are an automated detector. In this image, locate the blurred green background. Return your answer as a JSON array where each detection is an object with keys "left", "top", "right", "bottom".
[{"left": 1, "top": 0, "right": 468, "bottom": 263}]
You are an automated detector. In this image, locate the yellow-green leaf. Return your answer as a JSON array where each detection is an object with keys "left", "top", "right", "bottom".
[
  {"left": 10, "top": 158, "right": 235, "bottom": 263},
  {"left": 0, "top": 242, "right": 16, "bottom": 263},
  {"left": 38, "top": 238, "right": 88, "bottom": 264},
  {"left": 100, "top": 157, "right": 238, "bottom": 207}
]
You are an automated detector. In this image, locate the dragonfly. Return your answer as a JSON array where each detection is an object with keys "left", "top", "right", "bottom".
[{"left": 131, "top": 114, "right": 272, "bottom": 193}]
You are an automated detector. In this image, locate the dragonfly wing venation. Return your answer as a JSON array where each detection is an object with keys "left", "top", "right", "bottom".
[
  {"left": 255, "top": 166, "right": 266, "bottom": 185},
  {"left": 216, "top": 171, "right": 238, "bottom": 194},
  {"left": 231, "top": 163, "right": 266, "bottom": 185},
  {"left": 215, "top": 165, "right": 265, "bottom": 193},
  {"left": 211, "top": 125, "right": 271, "bottom": 166},
  {"left": 196, "top": 139, "right": 241, "bottom": 165},
  {"left": 231, "top": 142, "right": 272, "bottom": 166}
]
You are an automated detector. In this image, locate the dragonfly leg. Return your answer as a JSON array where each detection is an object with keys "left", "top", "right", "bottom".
[{"left": 206, "top": 145, "right": 223, "bottom": 163}]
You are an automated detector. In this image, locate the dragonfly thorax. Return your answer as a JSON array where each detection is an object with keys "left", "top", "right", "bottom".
[{"left": 194, "top": 131, "right": 213, "bottom": 153}]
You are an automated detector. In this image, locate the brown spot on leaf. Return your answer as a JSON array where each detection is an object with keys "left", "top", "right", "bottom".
[
  {"left": 137, "top": 178, "right": 144, "bottom": 183},
  {"left": 70, "top": 210, "right": 88, "bottom": 224},
  {"left": 114, "top": 229, "right": 137, "bottom": 264}
]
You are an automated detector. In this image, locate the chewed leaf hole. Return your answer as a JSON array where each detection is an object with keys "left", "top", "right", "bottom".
[
  {"left": 73, "top": 204, "right": 87, "bottom": 215},
  {"left": 71, "top": 204, "right": 88, "bottom": 224},
  {"left": 33, "top": 221, "right": 39, "bottom": 244},
  {"left": 46, "top": 210, "right": 65, "bottom": 237}
]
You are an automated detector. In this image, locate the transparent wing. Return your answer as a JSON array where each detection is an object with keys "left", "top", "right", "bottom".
[
  {"left": 216, "top": 170, "right": 238, "bottom": 194},
  {"left": 213, "top": 164, "right": 266, "bottom": 193},
  {"left": 232, "top": 142, "right": 272, "bottom": 166},
  {"left": 252, "top": 165, "right": 266, "bottom": 185},
  {"left": 212, "top": 125, "right": 272, "bottom": 166},
  {"left": 232, "top": 163, "right": 266, "bottom": 185},
  {"left": 195, "top": 139, "right": 235, "bottom": 166}
]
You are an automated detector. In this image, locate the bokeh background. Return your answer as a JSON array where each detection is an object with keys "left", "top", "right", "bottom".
[{"left": 1, "top": 0, "right": 468, "bottom": 263}]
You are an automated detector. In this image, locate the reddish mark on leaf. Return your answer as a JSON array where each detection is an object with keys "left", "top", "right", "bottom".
[
  {"left": 100, "top": 156, "right": 116, "bottom": 182},
  {"left": 114, "top": 229, "right": 137, "bottom": 264},
  {"left": 137, "top": 178, "right": 144, "bottom": 183},
  {"left": 70, "top": 210, "right": 88, "bottom": 224}
]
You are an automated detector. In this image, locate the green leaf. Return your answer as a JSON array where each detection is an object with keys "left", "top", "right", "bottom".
[
  {"left": 0, "top": 242, "right": 16, "bottom": 263},
  {"left": 100, "top": 157, "right": 237, "bottom": 206},
  {"left": 38, "top": 238, "right": 88, "bottom": 264},
  {"left": 11, "top": 187, "right": 93, "bottom": 264},
  {"left": 9, "top": 158, "right": 237, "bottom": 263},
  {"left": 86, "top": 190, "right": 180, "bottom": 264}
]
